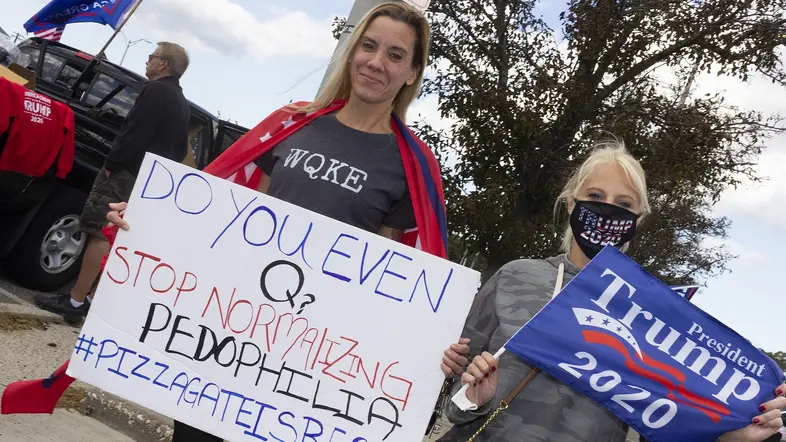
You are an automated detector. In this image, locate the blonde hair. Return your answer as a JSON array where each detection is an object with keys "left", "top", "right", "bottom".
[
  {"left": 156, "top": 41, "right": 189, "bottom": 78},
  {"left": 555, "top": 140, "right": 651, "bottom": 253},
  {"left": 294, "top": 2, "right": 430, "bottom": 122}
]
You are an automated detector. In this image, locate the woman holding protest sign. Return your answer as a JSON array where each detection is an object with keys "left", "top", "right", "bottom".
[
  {"left": 101, "top": 2, "right": 447, "bottom": 441},
  {"left": 438, "top": 142, "right": 786, "bottom": 442}
]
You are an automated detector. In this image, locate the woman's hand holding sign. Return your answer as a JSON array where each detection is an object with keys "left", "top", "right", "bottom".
[
  {"left": 719, "top": 383, "right": 785, "bottom": 442},
  {"left": 462, "top": 351, "right": 499, "bottom": 407},
  {"left": 106, "top": 202, "right": 129, "bottom": 230},
  {"left": 441, "top": 338, "right": 471, "bottom": 377}
]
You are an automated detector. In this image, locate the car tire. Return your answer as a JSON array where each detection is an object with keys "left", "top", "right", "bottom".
[{"left": 6, "top": 187, "right": 88, "bottom": 291}]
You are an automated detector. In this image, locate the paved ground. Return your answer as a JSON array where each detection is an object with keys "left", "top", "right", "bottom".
[
  {"left": 0, "top": 275, "right": 45, "bottom": 306},
  {"left": 0, "top": 409, "right": 136, "bottom": 442},
  {"left": 0, "top": 275, "right": 175, "bottom": 442}
]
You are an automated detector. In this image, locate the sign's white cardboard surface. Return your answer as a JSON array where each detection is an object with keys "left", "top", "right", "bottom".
[{"left": 68, "top": 154, "right": 480, "bottom": 442}]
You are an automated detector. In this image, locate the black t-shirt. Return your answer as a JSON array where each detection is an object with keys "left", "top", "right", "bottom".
[{"left": 254, "top": 114, "right": 415, "bottom": 233}]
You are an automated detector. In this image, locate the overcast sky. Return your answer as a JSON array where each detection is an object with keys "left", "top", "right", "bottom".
[{"left": 2, "top": 0, "right": 783, "bottom": 354}]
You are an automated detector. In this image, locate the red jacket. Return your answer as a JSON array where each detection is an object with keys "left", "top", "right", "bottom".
[{"left": 0, "top": 78, "right": 75, "bottom": 179}]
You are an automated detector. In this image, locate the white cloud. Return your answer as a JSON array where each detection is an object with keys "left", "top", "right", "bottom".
[
  {"left": 694, "top": 69, "right": 786, "bottom": 118},
  {"left": 714, "top": 140, "right": 786, "bottom": 229},
  {"left": 684, "top": 65, "right": 786, "bottom": 229},
  {"left": 702, "top": 236, "right": 767, "bottom": 270},
  {"left": 409, "top": 94, "right": 455, "bottom": 133},
  {"left": 643, "top": 57, "right": 786, "bottom": 230},
  {"left": 135, "top": 0, "right": 337, "bottom": 60}
]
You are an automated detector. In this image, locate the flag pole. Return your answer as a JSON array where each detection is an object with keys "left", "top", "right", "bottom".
[
  {"left": 451, "top": 347, "right": 507, "bottom": 405},
  {"left": 96, "top": 0, "right": 145, "bottom": 60},
  {"left": 69, "top": 0, "right": 144, "bottom": 97}
]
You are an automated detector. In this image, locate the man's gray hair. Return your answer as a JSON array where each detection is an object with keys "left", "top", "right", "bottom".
[{"left": 156, "top": 41, "right": 189, "bottom": 78}]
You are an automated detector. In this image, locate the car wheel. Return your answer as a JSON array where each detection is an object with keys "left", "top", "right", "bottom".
[{"left": 6, "top": 187, "right": 88, "bottom": 291}]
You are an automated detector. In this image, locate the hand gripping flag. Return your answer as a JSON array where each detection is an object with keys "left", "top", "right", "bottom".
[
  {"left": 1, "top": 100, "right": 449, "bottom": 416},
  {"left": 502, "top": 246, "right": 785, "bottom": 442},
  {"left": 24, "top": 0, "right": 138, "bottom": 34}
]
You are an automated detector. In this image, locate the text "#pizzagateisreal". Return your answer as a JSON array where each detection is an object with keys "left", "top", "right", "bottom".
[{"left": 72, "top": 333, "right": 402, "bottom": 441}]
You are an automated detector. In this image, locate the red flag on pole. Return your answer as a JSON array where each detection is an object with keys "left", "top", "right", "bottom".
[{"left": 1, "top": 361, "right": 75, "bottom": 414}]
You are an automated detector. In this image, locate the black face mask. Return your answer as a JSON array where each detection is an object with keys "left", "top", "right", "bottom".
[{"left": 570, "top": 200, "right": 638, "bottom": 259}]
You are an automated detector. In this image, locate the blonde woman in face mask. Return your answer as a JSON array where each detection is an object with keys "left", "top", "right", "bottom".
[{"left": 438, "top": 142, "right": 786, "bottom": 442}]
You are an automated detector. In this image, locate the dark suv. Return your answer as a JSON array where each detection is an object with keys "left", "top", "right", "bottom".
[{"left": 0, "top": 37, "right": 248, "bottom": 291}]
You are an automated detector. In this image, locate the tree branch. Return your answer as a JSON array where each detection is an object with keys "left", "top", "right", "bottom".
[
  {"left": 681, "top": 255, "right": 732, "bottom": 280},
  {"left": 495, "top": 0, "right": 509, "bottom": 94},
  {"left": 438, "top": 5, "right": 501, "bottom": 70},
  {"left": 597, "top": 30, "right": 712, "bottom": 102},
  {"left": 593, "top": 15, "right": 641, "bottom": 83},
  {"left": 431, "top": 35, "right": 487, "bottom": 87},
  {"left": 466, "top": 0, "right": 497, "bottom": 26}
]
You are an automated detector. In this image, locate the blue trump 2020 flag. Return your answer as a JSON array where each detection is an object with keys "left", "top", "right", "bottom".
[
  {"left": 505, "top": 246, "right": 785, "bottom": 442},
  {"left": 24, "top": 0, "right": 137, "bottom": 34}
]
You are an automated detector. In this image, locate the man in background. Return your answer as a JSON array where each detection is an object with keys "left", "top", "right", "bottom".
[{"left": 35, "top": 41, "right": 191, "bottom": 322}]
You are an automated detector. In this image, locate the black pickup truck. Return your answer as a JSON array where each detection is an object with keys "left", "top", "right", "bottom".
[{"left": 0, "top": 37, "right": 248, "bottom": 291}]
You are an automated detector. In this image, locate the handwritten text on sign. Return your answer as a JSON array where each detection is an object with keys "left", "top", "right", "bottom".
[{"left": 67, "top": 154, "right": 480, "bottom": 442}]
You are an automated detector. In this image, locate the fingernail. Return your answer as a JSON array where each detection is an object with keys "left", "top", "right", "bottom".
[
  {"left": 484, "top": 373, "right": 489, "bottom": 378},
  {"left": 777, "top": 388, "right": 783, "bottom": 395},
  {"left": 759, "top": 405, "right": 766, "bottom": 412},
  {"left": 491, "top": 366, "right": 497, "bottom": 372},
  {"left": 472, "top": 382, "right": 477, "bottom": 387},
  {"left": 753, "top": 418, "right": 760, "bottom": 424}
]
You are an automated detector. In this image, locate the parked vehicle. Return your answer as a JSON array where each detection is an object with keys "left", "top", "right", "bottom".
[{"left": 0, "top": 37, "right": 248, "bottom": 291}]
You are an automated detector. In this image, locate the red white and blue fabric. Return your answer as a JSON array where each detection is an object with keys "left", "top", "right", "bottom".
[
  {"left": 671, "top": 285, "right": 700, "bottom": 301},
  {"left": 24, "top": 0, "right": 137, "bottom": 34},
  {"left": 0, "top": 100, "right": 448, "bottom": 416},
  {"left": 503, "top": 246, "right": 785, "bottom": 442},
  {"left": 203, "top": 99, "right": 449, "bottom": 259},
  {"left": 33, "top": 25, "right": 65, "bottom": 42}
]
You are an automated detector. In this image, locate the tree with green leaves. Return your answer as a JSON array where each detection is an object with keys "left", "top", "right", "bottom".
[
  {"left": 763, "top": 350, "right": 786, "bottom": 371},
  {"left": 406, "top": 0, "right": 786, "bottom": 282}
]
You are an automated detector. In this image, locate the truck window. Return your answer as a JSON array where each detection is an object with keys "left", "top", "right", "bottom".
[
  {"left": 182, "top": 118, "right": 206, "bottom": 169},
  {"left": 40, "top": 53, "right": 65, "bottom": 83},
  {"left": 19, "top": 46, "right": 40, "bottom": 70},
  {"left": 220, "top": 126, "right": 244, "bottom": 153},
  {"left": 57, "top": 62, "right": 83, "bottom": 87},
  {"left": 84, "top": 74, "right": 139, "bottom": 117}
]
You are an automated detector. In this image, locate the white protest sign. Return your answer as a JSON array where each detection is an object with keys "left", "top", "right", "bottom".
[{"left": 67, "top": 154, "right": 480, "bottom": 442}]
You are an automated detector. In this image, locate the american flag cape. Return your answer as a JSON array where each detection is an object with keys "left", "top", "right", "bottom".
[
  {"left": 203, "top": 100, "right": 449, "bottom": 259},
  {"left": 0, "top": 100, "right": 449, "bottom": 415}
]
